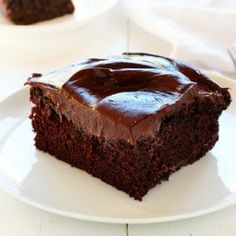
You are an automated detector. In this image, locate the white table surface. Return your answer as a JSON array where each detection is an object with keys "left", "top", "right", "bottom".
[{"left": 0, "top": 3, "right": 236, "bottom": 236}]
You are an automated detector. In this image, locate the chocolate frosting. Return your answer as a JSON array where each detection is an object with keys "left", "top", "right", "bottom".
[{"left": 27, "top": 53, "right": 230, "bottom": 143}]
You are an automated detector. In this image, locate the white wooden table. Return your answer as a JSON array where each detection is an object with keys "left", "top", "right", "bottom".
[{"left": 0, "top": 4, "right": 236, "bottom": 236}]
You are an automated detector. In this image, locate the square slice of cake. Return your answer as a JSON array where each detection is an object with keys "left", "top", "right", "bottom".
[
  {"left": 0, "top": 0, "right": 74, "bottom": 25},
  {"left": 26, "top": 53, "right": 231, "bottom": 200}
]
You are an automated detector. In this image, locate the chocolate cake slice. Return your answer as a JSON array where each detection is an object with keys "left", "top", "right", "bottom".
[
  {"left": 26, "top": 53, "right": 231, "bottom": 200},
  {"left": 0, "top": 0, "right": 74, "bottom": 25}
]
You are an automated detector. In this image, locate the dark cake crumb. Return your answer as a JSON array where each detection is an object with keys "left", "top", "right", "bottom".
[{"left": 30, "top": 87, "right": 223, "bottom": 200}]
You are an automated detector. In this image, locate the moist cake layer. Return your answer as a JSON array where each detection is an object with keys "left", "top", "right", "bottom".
[{"left": 30, "top": 88, "right": 222, "bottom": 200}]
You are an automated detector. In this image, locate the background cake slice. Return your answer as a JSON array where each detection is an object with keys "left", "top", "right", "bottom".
[
  {"left": 0, "top": 0, "right": 74, "bottom": 25},
  {"left": 26, "top": 53, "right": 231, "bottom": 200}
]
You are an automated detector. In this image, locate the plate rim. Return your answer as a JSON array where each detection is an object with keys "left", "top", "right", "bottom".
[{"left": 0, "top": 71, "right": 236, "bottom": 224}]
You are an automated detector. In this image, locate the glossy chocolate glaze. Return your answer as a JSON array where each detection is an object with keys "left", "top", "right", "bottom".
[{"left": 27, "top": 53, "right": 230, "bottom": 143}]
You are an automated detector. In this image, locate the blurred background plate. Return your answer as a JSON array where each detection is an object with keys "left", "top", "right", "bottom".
[
  {"left": 0, "top": 0, "right": 124, "bottom": 66},
  {"left": 0, "top": 0, "right": 118, "bottom": 38}
]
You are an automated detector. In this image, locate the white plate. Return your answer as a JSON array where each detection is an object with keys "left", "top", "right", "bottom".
[
  {"left": 0, "top": 72, "right": 236, "bottom": 224},
  {"left": 0, "top": 0, "right": 118, "bottom": 38}
]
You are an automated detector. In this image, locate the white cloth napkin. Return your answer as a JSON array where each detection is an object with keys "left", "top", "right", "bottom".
[{"left": 123, "top": 0, "right": 236, "bottom": 72}]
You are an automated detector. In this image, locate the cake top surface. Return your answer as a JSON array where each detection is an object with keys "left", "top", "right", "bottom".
[{"left": 27, "top": 53, "right": 229, "bottom": 142}]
